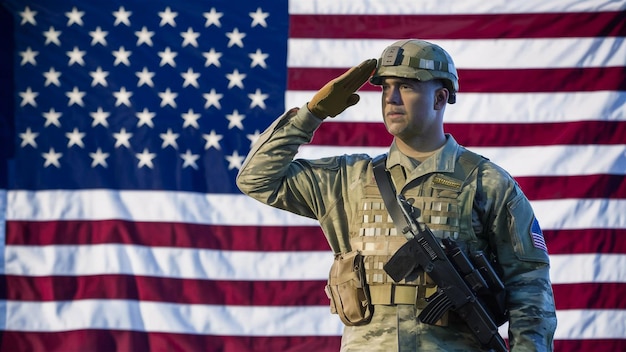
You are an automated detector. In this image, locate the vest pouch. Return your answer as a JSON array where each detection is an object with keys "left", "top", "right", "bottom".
[{"left": 325, "top": 250, "right": 373, "bottom": 326}]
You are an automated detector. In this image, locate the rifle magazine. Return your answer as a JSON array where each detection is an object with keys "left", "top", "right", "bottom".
[{"left": 418, "top": 290, "right": 453, "bottom": 325}]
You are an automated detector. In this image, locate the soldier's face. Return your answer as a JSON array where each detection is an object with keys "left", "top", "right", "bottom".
[{"left": 380, "top": 77, "right": 443, "bottom": 141}]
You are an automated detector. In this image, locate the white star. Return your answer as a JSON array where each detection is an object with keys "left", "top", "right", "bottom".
[
  {"left": 113, "top": 6, "right": 132, "bottom": 26},
  {"left": 248, "top": 88, "right": 269, "bottom": 109},
  {"left": 159, "top": 128, "right": 179, "bottom": 149},
  {"left": 65, "top": 7, "right": 85, "bottom": 26},
  {"left": 181, "top": 108, "right": 201, "bottom": 129},
  {"left": 181, "top": 68, "right": 200, "bottom": 88},
  {"left": 19, "top": 47, "right": 38, "bottom": 66},
  {"left": 66, "top": 127, "right": 85, "bottom": 148},
  {"left": 135, "top": 67, "right": 155, "bottom": 87},
  {"left": 247, "top": 130, "right": 261, "bottom": 147},
  {"left": 136, "top": 148, "right": 157, "bottom": 169},
  {"left": 19, "top": 87, "right": 38, "bottom": 107},
  {"left": 226, "top": 69, "right": 246, "bottom": 89},
  {"left": 158, "top": 7, "right": 178, "bottom": 27},
  {"left": 89, "top": 148, "right": 110, "bottom": 168},
  {"left": 180, "top": 27, "right": 200, "bottom": 48},
  {"left": 19, "top": 6, "right": 37, "bottom": 26},
  {"left": 135, "top": 26, "right": 154, "bottom": 46},
  {"left": 226, "top": 110, "right": 245, "bottom": 130},
  {"left": 203, "top": 8, "right": 223, "bottom": 27},
  {"left": 66, "top": 86, "right": 86, "bottom": 106},
  {"left": 202, "top": 48, "right": 222, "bottom": 67},
  {"left": 42, "top": 108, "right": 62, "bottom": 127},
  {"left": 202, "top": 130, "right": 224, "bottom": 150},
  {"left": 113, "top": 128, "right": 133, "bottom": 148},
  {"left": 203, "top": 89, "right": 223, "bottom": 109},
  {"left": 225, "top": 150, "right": 245, "bottom": 170},
  {"left": 112, "top": 46, "right": 132, "bottom": 66},
  {"left": 113, "top": 87, "right": 133, "bottom": 107},
  {"left": 19, "top": 127, "right": 39, "bottom": 148},
  {"left": 43, "top": 67, "right": 62, "bottom": 87},
  {"left": 202, "top": 130, "right": 223, "bottom": 150},
  {"left": 226, "top": 28, "right": 246, "bottom": 48},
  {"left": 66, "top": 46, "right": 86, "bottom": 66},
  {"left": 249, "top": 8, "right": 269, "bottom": 28},
  {"left": 90, "top": 107, "right": 110, "bottom": 127},
  {"left": 158, "top": 47, "right": 177, "bottom": 67},
  {"left": 180, "top": 149, "right": 200, "bottom": 169},
  {"left": 89, "top": 66, "right": 109, "bottom": 87},
  {"left": 89, "top": 26, "right": 108, "bottom": 46},
  {"left": 42, "top": 147, "right": 62, "bottom": 168},
  {"left": 136, "top": 108, "right": 156, "bottom": 127},
  {"left": 159, "top": 88, "right": 178, "bottom": 108},
  {"left": 43, "top": 26, "right": 62, "bottom": 46},
  {"left": 249, "top": 49, "right": 269, "bottom": 68}
]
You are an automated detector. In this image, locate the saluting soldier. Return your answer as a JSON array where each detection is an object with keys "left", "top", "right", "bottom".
[{"left": 237, "top": 39, "right": 557, "bottom": 351}]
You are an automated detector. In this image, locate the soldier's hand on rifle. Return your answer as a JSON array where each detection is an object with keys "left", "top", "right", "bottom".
[{"left": 307, "top": 58, "right": 377, "bottom": 119}]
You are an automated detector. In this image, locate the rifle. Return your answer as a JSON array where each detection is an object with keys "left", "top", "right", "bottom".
[{"left": 384, "top": 195, "right": 508, "bottom": 352}]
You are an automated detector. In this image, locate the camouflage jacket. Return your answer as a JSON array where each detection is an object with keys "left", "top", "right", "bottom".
[{"left": 237, "top": 106, "right": 557, "bottom": 351}]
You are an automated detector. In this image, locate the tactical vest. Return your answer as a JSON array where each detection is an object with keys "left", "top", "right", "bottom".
[{"left": 349, "top": 150, "right": 485, "bottom": 307}]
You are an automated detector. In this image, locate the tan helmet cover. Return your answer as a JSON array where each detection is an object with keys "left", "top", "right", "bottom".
[{"left": 370, "top": 39, "right": 459, "bottom": 104}]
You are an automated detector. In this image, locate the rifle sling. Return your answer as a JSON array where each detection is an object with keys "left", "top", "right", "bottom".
[{"left": 371, "top": 154, "right": 410, "bottom": 237}]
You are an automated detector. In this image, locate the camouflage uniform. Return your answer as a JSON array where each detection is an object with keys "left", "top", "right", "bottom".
[{"left": 236, "top": 105, "right": 557, "bottom": 351}]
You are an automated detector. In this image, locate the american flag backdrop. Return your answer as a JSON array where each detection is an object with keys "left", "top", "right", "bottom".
[{"left": 0, "top": 0, "right": 624, "bottom": 351}]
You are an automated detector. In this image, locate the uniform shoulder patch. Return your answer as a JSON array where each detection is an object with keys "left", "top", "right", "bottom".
[{"left": 530, "top": 218, "right": 548, "bottom": 252}]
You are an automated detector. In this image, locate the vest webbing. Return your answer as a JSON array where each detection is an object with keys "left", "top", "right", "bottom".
[{"left": 360, "top": 150, "right": 485, "bottom": 308}]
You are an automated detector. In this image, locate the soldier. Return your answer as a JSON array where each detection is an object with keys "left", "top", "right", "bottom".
[{"left": 236, "top": 39, "right": 557, "bottom": 351}]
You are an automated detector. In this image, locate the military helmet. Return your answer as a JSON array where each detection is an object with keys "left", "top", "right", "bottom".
[{"left": 370, "top": 39, "right": 459, "bottom": 104}]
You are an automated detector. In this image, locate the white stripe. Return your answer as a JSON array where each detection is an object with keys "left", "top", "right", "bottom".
[
  {"left": 554, "top": 309, "right": 626, "bottom": 339},
  {"left": 4, "top": 244, "right": 333, "bottom": 280},
  {"left": 287, "top": 38, "right": 626, "bottom": 69},
  {"left": 550, "top": 254, "right": 626, "bottom": 284},
  {"left": 5, "top": 299, "right": 626, "bottom": 339},
  {"left": 498, "top": 309, "right": 626, "bottom": 340},
  {"left": 285, "top": 91, "right": 626, "bottom": 123},
  {"left": 6, "top": 189, "right": 318, "bottom": 225},
  {"left": 532, "top": 199, "right": 626, "bottom": 230},
  {"left": 5, "top": 299, "right": 344, "bottom": 335},
  {"left": 7, "top": 190, "right": 626, "bottom": 230},
  {"left": 5, "top": 243, "right": 625, "bottom": 284},
  {"left": 289, "top": 0, "right": 626, "bottom": 14},
  {"left": 296, "top": 144, "right": 626, "bottom": 177}
]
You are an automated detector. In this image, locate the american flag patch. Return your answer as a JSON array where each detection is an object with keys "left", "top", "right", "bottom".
[{"left": 531, "top": 218, "right": 548, "bottom": 252}]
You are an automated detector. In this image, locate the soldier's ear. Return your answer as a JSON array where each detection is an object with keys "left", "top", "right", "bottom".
[{"left": 434, "top": 87, "right": 448, "bottom": 110}]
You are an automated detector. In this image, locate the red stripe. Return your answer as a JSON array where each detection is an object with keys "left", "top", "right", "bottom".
[
  {"left": 312, "top": 121, "right": 626, "bottom": 147},
  {"left": 446, "top": 121, "right": 626, "bottom": 147},
  {"left": 289, "top": 12, "right": 626, "bottom": 39},
  {"left": 288, "top": 67, "right": 626, "bottom": 93},
  {"left": 553, "top": 283, "right": 626, "bottom": 310},
  {"left": 5, "top": 221, "right": 329, "bottom": 250},
  {"left": 516, "top": 175, "right": 626, "bottom": 200},
  {"left": 2, "top": 275, "right": 328, "bottom": 305},
  {"left": 0, "top": 331, "right": 341, "bottom": 352},
  {"left": 4, "top": 274, "right": 624, "bottom": 310},
  {"left": 6, "top": 223, "right": 625, "bottom": 254},
  {"left": 3, "top": 330, "right": 626, "bottom": 352},
  {"left": 544, "top": 229, "right": 626, "bottom": 255},
  {"left": 554, "top": 339, "right": 626, "bottom": 352}
]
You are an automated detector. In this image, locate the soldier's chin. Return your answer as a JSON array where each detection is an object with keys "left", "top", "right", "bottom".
[{"left": 385, "top": 121, "right": 408, "bottom": 137}]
